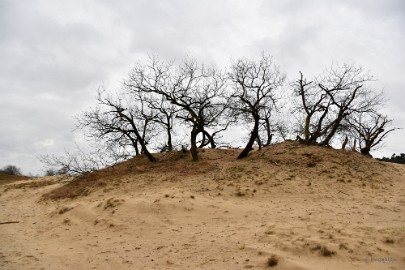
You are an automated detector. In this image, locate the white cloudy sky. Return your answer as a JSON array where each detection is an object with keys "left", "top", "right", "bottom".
[{"left": 1, "top": 0, "right": 404, "bottom": 175}]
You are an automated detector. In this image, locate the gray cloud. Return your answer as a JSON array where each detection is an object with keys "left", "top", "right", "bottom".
[{"left": 0, "top": 0, "right": 404, "bottom": 174}]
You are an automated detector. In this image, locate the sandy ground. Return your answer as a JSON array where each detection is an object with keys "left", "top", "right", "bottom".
[{"left": 1, "top": 142, "right": 404, "bottom": 269}]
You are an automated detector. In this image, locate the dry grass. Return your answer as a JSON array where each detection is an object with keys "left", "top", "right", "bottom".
[
  {"left": 58, "top": 206, "right": 73, "bottom": 215},
  {"left": 42, "top": 141, "right": 397, "bottom": 201},
  {"left": 5, "top": 180, "right": 55, "bottom": 190},
  {"left": 311, "top": 244, "right": 336, "bottom": 257},
  {"left": 384, "top": 238, "right": 395, "bottom": 244},
  {"left": 0, "top": 173, "right": 31, "bottom": 186},
  {"left": 104, "top": 197, "right": 125, "bottom": 209},
  {"left": 43, "top": 150, "right": 221, "bottom": 200},
  {"left": 41, "top": 175, "right": 104, "bottom": 200}
]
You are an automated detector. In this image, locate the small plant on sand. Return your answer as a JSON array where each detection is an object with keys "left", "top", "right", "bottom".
[
  {"left": 58, "top": 206, "right": 73, "bottom": 215},
  {"left": 306, "top": 160, "right": 317, "bottom": 167},
  {"left": 311, "top": 244, "right": 336, "bottom": 257},
  {"left": 267, "top": 255, "right": 279, "bottom": 267},
  {"left": 339, "top": 243, "right": 348, "bottom": 250},
  {"left": 104, "top": 198, "right": 124, "bottom": 209},
  {"left": 384, "top": 238, "right": 395, "bottom": 244},
  {"left": 62, "top": 218, "right": 71, "bottom": 225}
]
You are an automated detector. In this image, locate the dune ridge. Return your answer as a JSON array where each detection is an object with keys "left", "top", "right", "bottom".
[{"left": 1, "top": 141, "right": 404, "bottom": 269}]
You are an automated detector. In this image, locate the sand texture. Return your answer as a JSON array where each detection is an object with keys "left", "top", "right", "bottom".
[{"left": 1, "top": 141, "right": 404, "bottom": 269}]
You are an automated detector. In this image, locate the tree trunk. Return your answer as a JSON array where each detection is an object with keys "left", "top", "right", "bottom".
[
  {"left": 134, "top": 140, "right": 139, "bottom": 156},
  {"left": 360, "top": 147, "right": 372, "bottom": 157},
  {"left": 320, "top": 111, "right": 344, "bottom": 146},
  {"left": 264, "top": 117, "right": 272, "bottom": 146},
  {"left": 360, "top": 141, "right": 372, "bottom": 157},
  {"left": 341, "top": 136, "right": 348, "bottom": 149},
  {"left": 304, "top": 115, "right": 311, "bottom": 142},
  {"left": 352, "top": 139, "right": 357, "bottom": 151},
  {"left": 256, "top": 136, "right": 262, "bottom": 150},
  {"left": 190, "top": 126, "right": 199, "bottom": 161},
  {"left": 238, "top": 115, "right": 259, "bottom": 159},
  {"left": 166, "top": 126, "right": 173, "bottom": 151},
  {"left": 203, "top": 130, "right": 216, "bottom": 148},
  {"left": 133, "top": 128, "right": 156, "bottom": 162},
  {"left": 142, "top": 147, "right": 156, "bottom": 162}
]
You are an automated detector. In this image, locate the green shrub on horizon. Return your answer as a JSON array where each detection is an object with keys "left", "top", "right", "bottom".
[{"left": 379, "top": 153, "right": 405, "bottom": 164}]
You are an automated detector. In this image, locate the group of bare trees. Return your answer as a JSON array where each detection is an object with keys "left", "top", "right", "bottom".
[
  {"left": 40, "top": 54, "right": 398, "bottom": 174},
  {"left": 126, "top": 57, "right": 230, "bottom": 161},
  {"left": 292, "top": 64, "right": 398, "bottom": 156},
  {"left": 88, "top": 55, "right": 288, "bottom": 163}
]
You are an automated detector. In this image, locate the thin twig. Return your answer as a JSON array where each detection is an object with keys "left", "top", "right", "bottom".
[
  {"left": 0, "top": 221, "right": 19, "bottom": 225},
  {"left": 338, "top": 190, "right": 349, "bottom": 196}
]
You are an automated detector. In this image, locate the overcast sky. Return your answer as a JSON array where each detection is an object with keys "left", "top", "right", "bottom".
[{"left": 1, "top": 0, "right": 404, "bottom": 175}]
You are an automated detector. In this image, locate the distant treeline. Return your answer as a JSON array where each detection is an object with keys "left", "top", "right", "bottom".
[
  {"left": 379, "top": 153, "right": 405, "bottom": 164},
  {"left": 0, "top": 165, "right": 22, "bottom": 176}
]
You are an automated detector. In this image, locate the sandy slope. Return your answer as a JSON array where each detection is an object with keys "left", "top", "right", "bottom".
[
  {"left": 1, "top": 142, "right": 404, "bottom": 269},
  {"left": 0, "top": 173, "right": 30, "bottom": 186}
]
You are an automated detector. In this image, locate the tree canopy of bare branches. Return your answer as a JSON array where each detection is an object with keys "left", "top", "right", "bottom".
[
  {"left": 39, "top": 147, "right": 105, "bottom": 175},
  {"left": 293, "top": 64, "right": 387, "bottom": 151},
  {"left": 77, "top": 89, "right": 157, "bottom": 162},
  {"left": 229, "top": 55, "right": 285, "bottom": 159},
  {"left": 126, "top": 57, "right": 230, "bottom": 161},
  {"left": 348, "top": 112, "right": 399, "bottom": 156}
]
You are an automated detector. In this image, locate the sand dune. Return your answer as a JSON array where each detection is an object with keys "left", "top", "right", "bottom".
[{"left": 1, "top": 141, "right": 404, "bottom": 269}]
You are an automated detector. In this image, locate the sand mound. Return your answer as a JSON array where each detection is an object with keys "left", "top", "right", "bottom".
[
  {"left": 43, "top": 141, "right": 401, "bottom": 200},
  {"left": 1, "top": 141, "right": 404, "bottom": 269},
  {"left": 0, "top": 173, "right": 31, "bottom": 186}
]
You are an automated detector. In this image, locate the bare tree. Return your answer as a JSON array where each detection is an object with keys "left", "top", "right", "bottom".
[
  {"left": 39, "top": 147, "right": 105, "bottom": 175},
  {"left": 44, "top": 168, "right": 59, "bottom": 176},
  {"left": 126, "top": 57, "right": 229, "bottom": 161},
  {"left": 348, "top": 112, "right": 399, "bottom": 156},
  {"left": 77, "top": 89, "right": 157, "bottom": 162},
  {"left": 258, "top": 107, "right": 273, "bottom": 147},
  {"left": 229, "top": 54, "right": 285, "bottom": 159},
  {"left": 292, "top": 71, "right": 330, "bottom": 144},
  {"left": 294, "top": 64, "right": 384, "bottom": 147},
  {"left": 39, "top": 140, "right": 134, "bottom": 175},
  {"left": 317, "top": 64, "right": 382, "bottom": 146}
]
